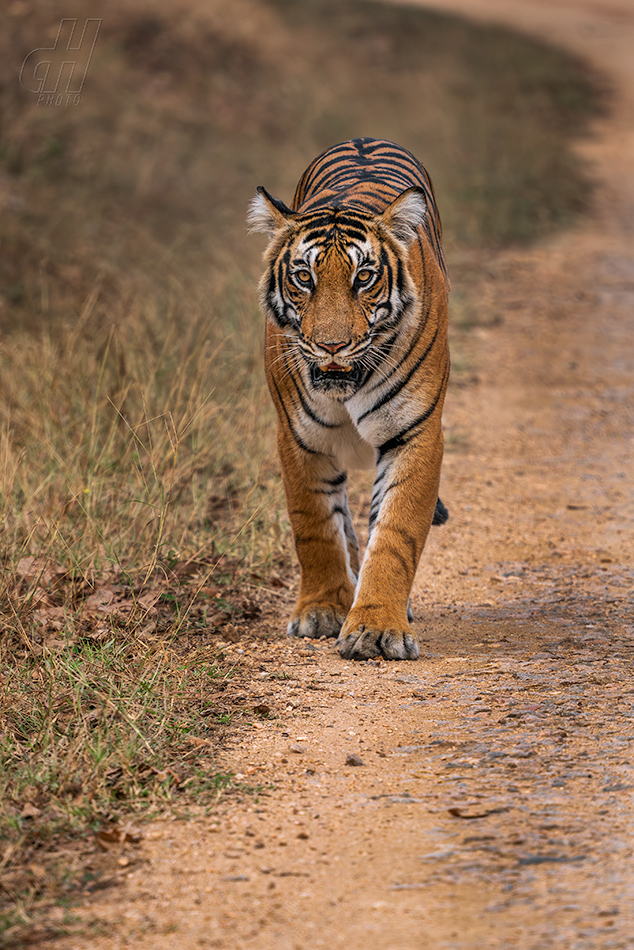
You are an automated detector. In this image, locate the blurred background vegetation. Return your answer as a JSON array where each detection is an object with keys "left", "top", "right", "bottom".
[{"left": 0, "top": 0, "right": 605, "bottom": 940}]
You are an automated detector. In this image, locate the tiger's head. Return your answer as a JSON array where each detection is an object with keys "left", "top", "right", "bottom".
[{"left": 248, "top": 187, "right": 427, "bottom": 399}]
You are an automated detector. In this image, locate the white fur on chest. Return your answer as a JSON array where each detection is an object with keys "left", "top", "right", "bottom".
[{"left": 296, "top": 394, "right": 375, "bottom": 470}]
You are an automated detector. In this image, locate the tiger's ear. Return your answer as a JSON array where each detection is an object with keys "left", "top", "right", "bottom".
[
  {"left": 247, "top": 186, "right": 297, "bottom": 235},
  {"left": 379, "top": 187, "right": 427, "bottom": 245}
]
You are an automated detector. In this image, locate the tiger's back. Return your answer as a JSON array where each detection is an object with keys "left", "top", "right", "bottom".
[{"left": 249, "top": 137, "right": 450, "bottom": 661}]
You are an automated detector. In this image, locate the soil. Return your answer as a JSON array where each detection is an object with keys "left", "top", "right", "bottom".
[{"left": 51, "top": 1, "right": 634, "bottom": 947}]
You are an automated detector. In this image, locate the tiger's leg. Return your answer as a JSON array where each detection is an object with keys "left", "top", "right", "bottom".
[
  {"left": 278, "top": 427, "right": 359, "bottom": 640},
  {"left": 337, "top": 426, "right": 443, "bottom": 660}
]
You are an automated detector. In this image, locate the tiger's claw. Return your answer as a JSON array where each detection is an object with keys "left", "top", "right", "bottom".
[
  {"left": 337, "top": 624, "right": 420, "bottom": 661},
  {"left": 287, "top": 605, "right": 347, "bottom": 640}
]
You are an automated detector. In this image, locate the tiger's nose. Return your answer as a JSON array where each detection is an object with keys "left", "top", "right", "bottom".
[{"left": 320, "top": 340, "right": 349, "bottom": 354}]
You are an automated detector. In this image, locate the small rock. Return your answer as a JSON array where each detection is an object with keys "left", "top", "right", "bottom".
[
  {"left": 289, "top": 744, "right": 306, "bottom": 754},
  {"left": 345, "top": 753, "right": 365, "bottom": 767}
]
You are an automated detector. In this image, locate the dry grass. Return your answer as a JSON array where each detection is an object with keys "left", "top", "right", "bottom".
[{"left": 0, "top": 0, "right": 605, "bottom": 943}]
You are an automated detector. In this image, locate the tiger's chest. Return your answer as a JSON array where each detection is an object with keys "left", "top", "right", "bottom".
[
  {"left": 292, "top": 392, "right": 371, "bottom": 470},
  {"left": 293, "top": 387, "right": 406, "bottom": 471}
]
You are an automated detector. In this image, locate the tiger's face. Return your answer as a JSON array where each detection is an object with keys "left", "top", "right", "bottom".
[{"left": 249, "top": 187, "right": 427, "bottom": 399}]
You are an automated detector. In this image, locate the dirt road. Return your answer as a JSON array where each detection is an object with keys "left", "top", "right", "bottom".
[{"left": 59, "top": 1, "right": 634, "bottom": 947}]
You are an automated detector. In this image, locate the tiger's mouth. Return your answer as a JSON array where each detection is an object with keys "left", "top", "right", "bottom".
[
  {"left": 309, "top": 361, "right": 366, "bottom": 392},
  {"left": 321, "top": 361, "right": 351, "bottom": 372}
]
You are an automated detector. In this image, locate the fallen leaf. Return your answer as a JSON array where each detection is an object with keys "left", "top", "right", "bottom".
[
  {"left": 84, "top": 589, "right": 116, "bottom": 610},
  {"left": 17, "top": 557, "right": 67, "bottom": 587},
  {"left": 137, "top": 591, "right": 161, "bottom": 611}
]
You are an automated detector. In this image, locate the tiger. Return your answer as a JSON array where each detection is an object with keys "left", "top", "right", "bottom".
[{"left": 248, "top": 137, "right": 449, "bottom": 661}]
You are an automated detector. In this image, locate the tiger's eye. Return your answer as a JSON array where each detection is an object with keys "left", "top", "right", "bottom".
[
  {"left": 296, "top": 269, "right": 312, "bottom": 286},
  {"left": 355, "top": 268, "right": 374, "bottom": 288}
]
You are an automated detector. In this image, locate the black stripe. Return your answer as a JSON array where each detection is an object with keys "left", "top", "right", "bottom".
[
  {"left": 378, "top": 543, "right": 411, "bottom": 578},
  {"left": 300, "top": 224, "right": 370, "bottom": 243},
  {"left": 377, "top": 365, "right": 449, "bottom": 459},
  {"left": 325, "top": 472, "right": 347, "bottom": 487},
  {"left": 297, "top": 152, "right": 361, "bottom": 199},
  {"left": 347, "top": 196, "right": 387, "bottom": 214},
  {"left": 270, "top": 375, "right": 320, "bottom": 456},
  {"left": 286, "top": 360, "right": 340, "bottom": 430},
  {"left": 296, "top": 535, "right": 339, "bottom": 547},
  {"left": 269, "top": 252, "right": 296, "bottom": 329},
  {"left": 295, "top": 228, "right": 329, "bottom": 243},
  {"left": 289, "top": 506, "right": 331, "bottom": 521},
  {"left": 384, "top": 474, "right": 412, "bottom": 496},
  {"left": 300, "top": 210, "right": 374, "bottom": 229},
  {"left": 310, "top": 485, "right": 343, "bottom": 496},
  {"left": 363, "top": 324, "right": 417, "bottom": 393},
  {"left": 389, "top": 527, "right": 419, "bottom": 571},
  {"left": 368, "top": 327, "right": 401, "bottom": 367}
]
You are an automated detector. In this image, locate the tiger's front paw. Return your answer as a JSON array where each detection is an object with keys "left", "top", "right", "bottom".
[
  {"left": 337, "top": 624, "right": 419, "bottom": 661},
  {"left": 287, "top": 604, "right": 347, "bottom": 640}
]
